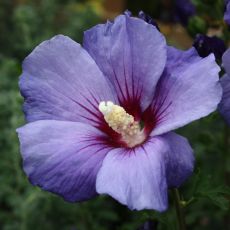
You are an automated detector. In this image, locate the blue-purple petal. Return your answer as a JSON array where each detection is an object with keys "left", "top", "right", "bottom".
[
  {"left": 219, "top": 49, "right": 230, "bottom": 124},
  {"left": 219, "top": 75, "right": 230, "bottom": 124},
  {"left": 96, "top": 130, "right": 194, "bottom": 210},
  {"left": 161, "top": 132, "right": 194, "bottom": 188},
  {"left": 222, "top": 48, "right": 230, "bottom": 75},
  {"left": 224, "top": 1, "right": 230, "bottom": 25},
  {"left": 164, "top": 46, "right": 201, "bottom": 72},
  {"left": 20, "top": 35, "right": 117, "bottom": 126},
  {"left": 96, "top": 137, "right": 168, "bottom": 212},
  {"left": 83, "top": 15, "right": 166, "bottom": 111},
  {"left": 151, "top": 47, "right": 222, "bottom": 136},
  {"left": 17, "top": 120, "right": 111, "bottom": 202}
]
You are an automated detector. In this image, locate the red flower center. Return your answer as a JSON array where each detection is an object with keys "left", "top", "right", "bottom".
[{"left": 98, "top": 101, "right": 156, "bottom": 148}]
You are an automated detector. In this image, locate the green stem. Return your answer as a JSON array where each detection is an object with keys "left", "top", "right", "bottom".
[
  {"left": 183, "top": 197, "right": 196, "bottom": 208},
  {"left": 224, "top": 124, "right": 230, "bottom": 185},
  {"left": 172, "top": 188, "right": 186, "bottom": 230}
]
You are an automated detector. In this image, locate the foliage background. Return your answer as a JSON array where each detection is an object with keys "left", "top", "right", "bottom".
[{"left": 0, "top": 0, "right": 229, "bottom": 229}]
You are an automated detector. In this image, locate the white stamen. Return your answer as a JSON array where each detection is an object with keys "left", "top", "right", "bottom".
[{"left": 99, "top": 101, "right": 114, "bottom": 115}]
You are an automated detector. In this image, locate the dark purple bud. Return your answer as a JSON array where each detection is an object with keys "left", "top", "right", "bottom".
[
  {"left": 174, "top": 0, "right": 196, "bottom": 26},
  {"left": 193, "top": 34, "right": 226, "bottom": 60},
  {"left": 124, "top": 10, "right": 132, "bottom": 17},
  {"left": 138, "top": 11, "right": 160, "bottom": 31}
]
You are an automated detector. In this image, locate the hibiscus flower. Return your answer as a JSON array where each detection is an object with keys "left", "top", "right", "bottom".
[{"left": 17, "top": 13, "right": 222, "bottom": 211}]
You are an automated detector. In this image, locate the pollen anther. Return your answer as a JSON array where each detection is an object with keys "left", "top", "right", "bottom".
[{"left": 99, "top": 101, "right": 145, "bottom": 147}]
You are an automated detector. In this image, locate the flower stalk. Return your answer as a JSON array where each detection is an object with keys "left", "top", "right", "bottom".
[{"left": 172, "top": 188, "right": 186, "bottom": 230}]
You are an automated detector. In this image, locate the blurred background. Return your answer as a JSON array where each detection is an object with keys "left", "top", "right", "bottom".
[{"left": 0, "top": 0, "right": 230, "bottom": 229}]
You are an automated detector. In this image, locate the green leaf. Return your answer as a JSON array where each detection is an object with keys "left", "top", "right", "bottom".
[
  {"left": 189, "top": 170, "right": 230, "bottom": 210},
  {"left": 187, "top": 16, "right": 207, "bottom": 37}
]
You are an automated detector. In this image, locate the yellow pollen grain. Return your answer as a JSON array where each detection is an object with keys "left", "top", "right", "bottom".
[{"left": 98, "top": 101, "right": 140, "bottom": 137}]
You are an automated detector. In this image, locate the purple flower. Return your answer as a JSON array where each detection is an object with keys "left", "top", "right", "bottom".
[
  {"left": 193, "top": 34, "right": 226, "bottom": 60},
  {"left": 174, "top": 0, "right": 196, "bottom": 25},
  {"left": 17, "top": 14, "right": 222, "bottom": 211},
  {"left": 225, "top": 0, "right": 230, "bottom": 25},
  {"left": 219, "top": 49, "right": 230, "bottom": 124}
]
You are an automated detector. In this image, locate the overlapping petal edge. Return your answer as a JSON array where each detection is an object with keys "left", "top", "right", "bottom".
[
  {"left": 219, "top": 48, "right": 230, "bottom": 124},
  {"left": 17, "top": 13, "right": 222, "bottom": 212}
]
